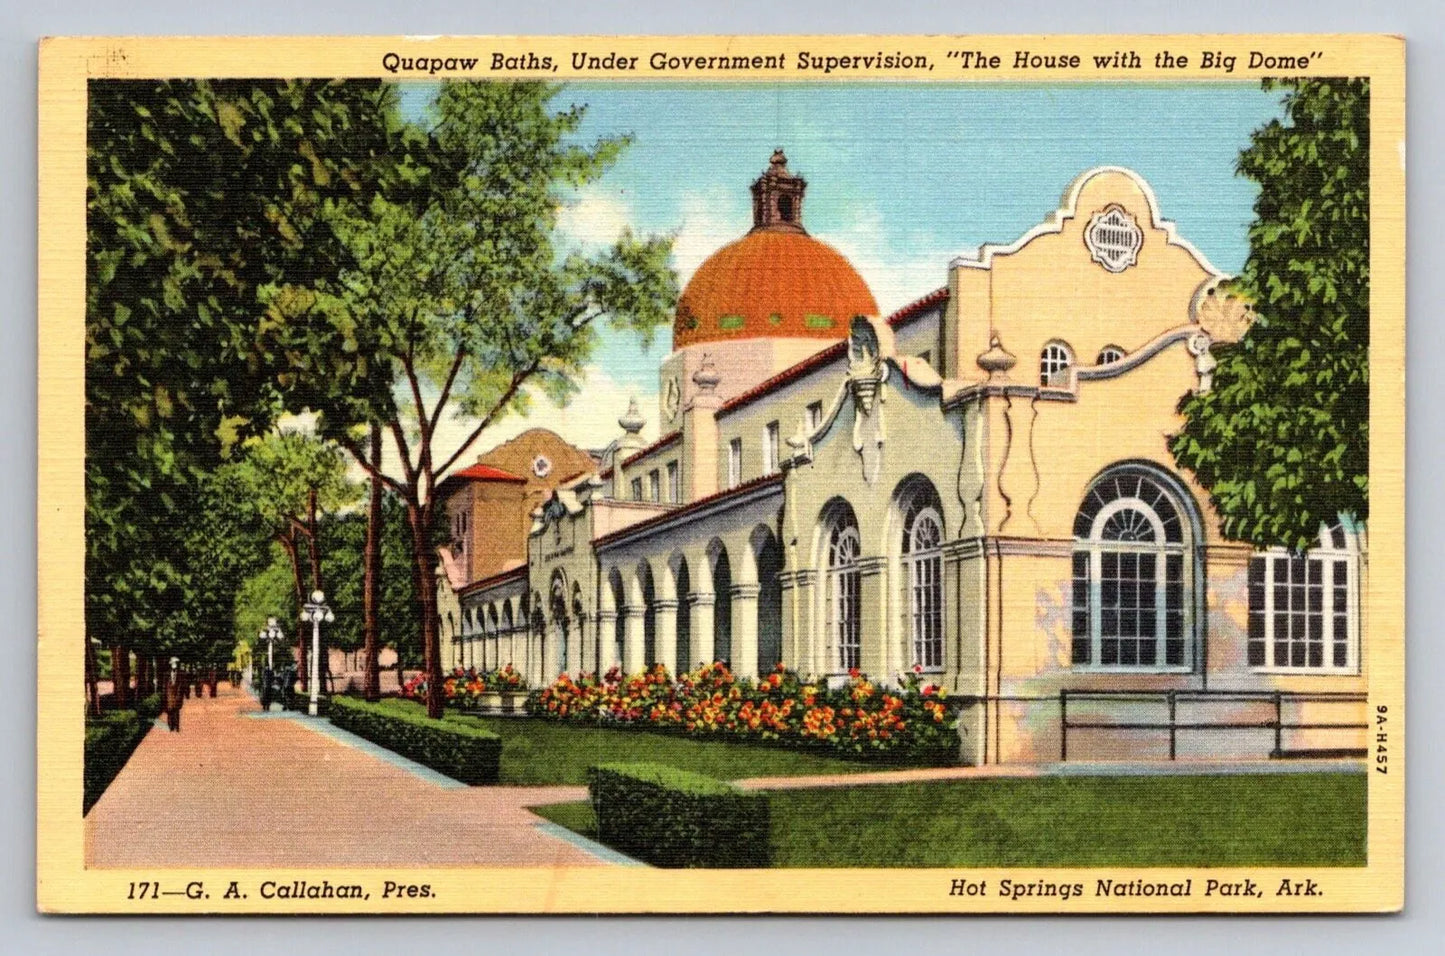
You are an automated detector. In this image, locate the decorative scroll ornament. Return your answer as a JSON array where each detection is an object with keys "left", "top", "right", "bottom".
[
  {"left": 662, "top": 376, "right": 681, "bottom": 421},
  {"left": 1084, "top": 204, "right": 1143, "bottom": 273},
  {"left": 1186, "top": 331, "right": 1217, "bottom": 393},
  {"left": 846, "top": 316, "right": 888, "bottom": 484},
  {"left": 847, "top": 316, "right": 887, "bottom": 415}
]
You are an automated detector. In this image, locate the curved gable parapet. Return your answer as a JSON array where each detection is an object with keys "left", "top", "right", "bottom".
[{"left": 949, "top": 166, "right": 1228, "bottom": 281}]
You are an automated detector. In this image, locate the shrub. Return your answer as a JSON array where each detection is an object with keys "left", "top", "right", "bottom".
[
  {"left": 84, "top": 710, "right": 151, "bottom": 814},
  {"left": 134, "top": 693, "right": 163, "bottom": 721},
  {"left": 588, "top": 763, "right": 770, "bottom": 868},
  {"left": 328, "top": 696, "right": 500, "bottom": 785}
]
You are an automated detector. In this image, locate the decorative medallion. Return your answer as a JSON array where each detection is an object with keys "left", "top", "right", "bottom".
[
  {"left": 663, "top": 375, "right": 681, "bottom": 421},
  {"left": 1084, "top": 204, "right": 1143, "bottom": 273},
  {"left": 532, "top": 454, "right": 552, "bottom": 478}
]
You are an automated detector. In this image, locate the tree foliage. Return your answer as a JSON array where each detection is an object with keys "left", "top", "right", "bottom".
[
  {"left": 312, "top": 81, "right": 678, "bottom": 717},
  {"left": 85, "top": 79, "right": 397, "bottom": 663},
  {"left": 1172, "top": 78, "right": 1370, "bottom": 551}
]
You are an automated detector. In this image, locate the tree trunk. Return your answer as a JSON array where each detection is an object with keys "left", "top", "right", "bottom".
[
  {"left": 279, "top": 532, "right": 307, "bottom": 691},
  {"left": 404, "top": 497, "right": 444, "bottom": 719},
  {"left": 84, "top": 637, "right": 99, "bottom": 716},
  {"left": 362, "top": 426, "right": 383, "bottom": 701},
  {"left": 110, "top": 643, "right": 130, "bottom": 709},
  {"left": 134, "top": 656, "right": 150, "bottom": 703}
]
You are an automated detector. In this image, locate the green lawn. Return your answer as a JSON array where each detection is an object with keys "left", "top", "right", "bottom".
[
  {"left": 532, "top": 772, "right": 1367, "bottom": 867},
  {"left": 364, "top": 698, "right": 871, "bottom": 785}
]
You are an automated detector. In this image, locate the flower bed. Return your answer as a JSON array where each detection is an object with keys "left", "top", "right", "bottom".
[
  {"left": 531, "top": 662, "right": 956, "bottom": 764},
  {"left": 400, "top": 664, "right": 529, "bottom": 711}
]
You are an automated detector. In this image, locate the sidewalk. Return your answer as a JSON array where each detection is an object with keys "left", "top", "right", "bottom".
[{"left": 84, "top": 686, "right": 606, "bottom": 868}]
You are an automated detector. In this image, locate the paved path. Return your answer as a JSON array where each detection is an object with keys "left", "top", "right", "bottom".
[{"left": 85, "top": 686, "right": 607, "bottom": 868}]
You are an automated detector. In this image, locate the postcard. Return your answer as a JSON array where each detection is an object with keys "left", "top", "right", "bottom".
[{"left": 38, "top": 33, "right": 1404, "bottom": 914}]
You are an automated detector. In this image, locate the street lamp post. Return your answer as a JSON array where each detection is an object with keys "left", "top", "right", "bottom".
[
  {"left": 302, "top": 590, "right": 334, "bottom": 717},
  {"left": 257, "top": 617, "right": 284, "bottom": 670}
]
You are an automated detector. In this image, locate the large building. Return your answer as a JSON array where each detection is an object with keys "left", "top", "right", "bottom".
[{"left": 438, "top": 152, "right": 1368, "bottom": 765}]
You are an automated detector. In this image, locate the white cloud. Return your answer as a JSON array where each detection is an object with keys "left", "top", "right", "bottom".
[
  {"left": 556, "top": 189, "right": 636, "bottom": 253},
  {"left": 819, "top": 206, "right": 954, "bottom": 317},
  {"left": 670, "top": 187, "right": 748, "bottom": 288}
]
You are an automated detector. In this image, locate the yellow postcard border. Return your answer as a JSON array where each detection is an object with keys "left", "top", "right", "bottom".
[{"left": 37, "top": 33, "right": 1406, "bottom": 915}]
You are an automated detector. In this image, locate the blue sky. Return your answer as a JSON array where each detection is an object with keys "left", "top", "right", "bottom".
[{"left": 397, "top": 81, "right": 1288, "bottom": 459}]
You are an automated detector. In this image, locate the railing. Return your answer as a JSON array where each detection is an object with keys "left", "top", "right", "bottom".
[{"left": 1058, "top": 688, "right": 1368, "bottom": 762}]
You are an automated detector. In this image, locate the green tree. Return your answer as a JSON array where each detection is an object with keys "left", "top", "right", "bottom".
[
  {"left": 1171, "top": 78, "right": 1370, "bottom": 551},
  {"left": 318, "top": 493, "right": 423, "bottom": 682},
  {"left": 86, "top": 79, "right": 398, "bottom": 703},
  {"left": 223, "top": 429, "right": 360, "bottom": 687},
  {"left": 316, "top": 82, "right": 678, "bottom": 718}
]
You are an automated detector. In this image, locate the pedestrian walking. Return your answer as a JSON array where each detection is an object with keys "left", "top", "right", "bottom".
[{"left": 164, "top": 657, "right": 184, "bottom": 732}]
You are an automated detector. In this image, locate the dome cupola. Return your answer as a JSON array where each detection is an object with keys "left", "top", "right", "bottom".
[{"left": 673, "top": 150, "right": 878, "bottom": 350}]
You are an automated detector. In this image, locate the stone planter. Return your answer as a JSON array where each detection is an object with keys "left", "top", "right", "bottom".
[
  {"left": 499, "top": 690, "right": 526, "bottom": 715},
  {"left": 478, "top": 691, "right": 503, "bottom": 714}
]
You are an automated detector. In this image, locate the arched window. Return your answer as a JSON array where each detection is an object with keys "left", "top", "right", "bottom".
[
  {"left": 824, "top": 504, "right": 862, "bottom": 673},
  {"left": 1040, "top": 341, "right": 1074, "bottom": 386},
  {"left": 904, "top": 501, "right": 944, "bottom": 671},
  {"left": 1097, "top": 345, "right": 1126, "bottom": 365},
  {"left": 1072, "top": 468, "right": 1192, "bottom": 668},
  {"left": 1247, "top": 522, "right": 1361, "bottom": 672}
]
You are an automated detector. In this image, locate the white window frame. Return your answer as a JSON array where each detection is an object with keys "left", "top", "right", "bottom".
[
  {"left": 763, "top": 421, "right": 780, "bottom": 474},
  {"left": 630, "top": 476, "right": 643, "bottom": 501},
  {"left": 727, "top": 437, "right": 742, "bottom": 490},
  {"left": 1248, "top": 525, "right": 1360, "bottom": 674},
  {"left": 905, "top": 505, "right": 945, "bottom": 672},
  {"left": 825, "top": 523, "right": 862, "bottom": 674},
  {"left": 1040, "top": 341, "right": 1074, "bottom": 386},
  {"left": 666, "top": 461, "right": 679, "bottom": 503},
  {"left": 1072, "top": 475, "right": 1193, "bottom": 672},
  {"left": 1097, "top": 345, "right": 1126, "bottom": 365},
  {"left": 648, "top": 469, "right": 660, "bottom": 503}
]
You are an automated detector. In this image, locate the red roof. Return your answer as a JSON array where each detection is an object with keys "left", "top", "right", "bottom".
[
  {"left": 458, "top": 564, "right": 528, "bottom": 596},
  {"left": 593, "top": 473, "right": 784, "bottom": 549},
  {"left": 448, "top": 463, "right": 527, "bottom": 483},
  {"left": 620, "top": 431, "right": 681, "bottom": 469},
  {"left": 716, "top": 288, "right": 948, "bottom": 419}
]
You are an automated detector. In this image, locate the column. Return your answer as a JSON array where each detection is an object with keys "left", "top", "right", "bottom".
[
  {"left": 622, "top": 607, "right": 646, "bottom": 674},
  {"left": 858, "top": 556, "right": 889, "bottom": 680},
  {"left": 543, "top": 624, "right": 563, "bottom": 684},
  {"left": 730, "top": 583, "right": 761, "bottom": 680},
  {"left": 778, "top": 570, "right": 814, "bottom": 676},
  {"left": 597, "top": 611, "right": 619, "bottom": 673},
  {"left": 688, "top": 593, "right": 715, "bottom": 666},
  {"left": 654, "top": 598, "right": 679, "bottom": 674}
]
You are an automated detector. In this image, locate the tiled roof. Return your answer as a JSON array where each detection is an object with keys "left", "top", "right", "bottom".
[
  {"left": 620, "top": 431, "right": 681, "bottom": 469},
  {"left": 444, "top": 463, "right": 527, "bottom": 484},
  {"left": 716, "top": 288, "right": 949, "bottom": 418},
  {"left": 593, "top": 472, "right": 784, "bottom": 549},
  {"left": 457, "top": 564, "right": 528, "bottom": 596}
]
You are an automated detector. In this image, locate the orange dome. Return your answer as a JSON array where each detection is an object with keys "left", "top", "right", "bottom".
[{"left": 673, "top": 229, "right": 879, "bottom": 349}]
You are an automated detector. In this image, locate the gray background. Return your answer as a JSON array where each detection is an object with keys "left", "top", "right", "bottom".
[{"left": 4, "top": 1, "right": 1438, "bottom": 952}]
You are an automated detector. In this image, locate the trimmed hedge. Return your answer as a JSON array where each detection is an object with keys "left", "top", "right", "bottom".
[
  {"left": 84, "top": 710, "right": 152, "bottom": 814},
  {"left": 588, "top": 762, "right": 770, "bottom": 868},
  {"left": 328, "top": 696, "right": 500, "bottom": 785}
]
